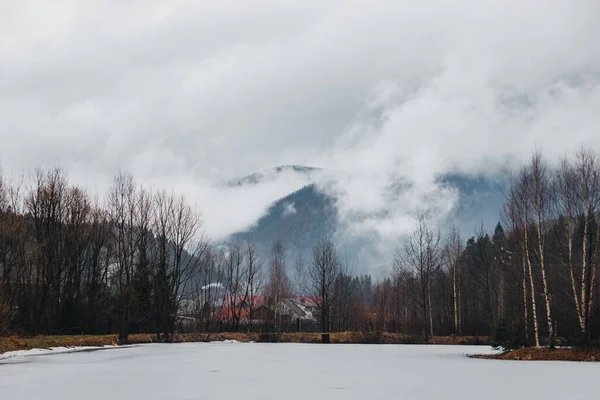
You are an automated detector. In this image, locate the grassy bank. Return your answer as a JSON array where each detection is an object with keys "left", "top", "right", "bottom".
[
  {"left": 474, "top": 347, "right": 600, "bottom": 362},
  {"left": 0, "top": 333, "right": 488, "bottom": 354}
]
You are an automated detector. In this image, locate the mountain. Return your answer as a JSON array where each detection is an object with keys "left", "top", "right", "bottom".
[
  {"left": 439, "top": 172, "right": 509, "bottom": 233},
  {"left": 229, "top": 184, "right": 338, "bottom": 257},
  {"left": 225, "top": 167, "right": 509, "bottom": 272}
]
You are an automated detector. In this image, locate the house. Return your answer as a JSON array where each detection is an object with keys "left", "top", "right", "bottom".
[{"left": 219, "top": 296, "right": 319, "bottom": 326}]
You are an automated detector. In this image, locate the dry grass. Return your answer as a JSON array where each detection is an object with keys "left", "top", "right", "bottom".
[
  {"left": 1, "top": 332, "right": 489, "bottom": 354},
  {"left": 474, "top": 347, "right": 600, "bottom": 362},
  {"left": 0, "top": 334, "right": 154, "bottom": 354}
]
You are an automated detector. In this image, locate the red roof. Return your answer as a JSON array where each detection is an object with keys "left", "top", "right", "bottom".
[
  {"left": 295, "top": 296, "right": 319, "bottom": 307},
  {"left": 219, "top": 296, "right": 319, "bottom": 321},
  {"left": 219, "top": 296, "right": 265, "bottom": 321}
]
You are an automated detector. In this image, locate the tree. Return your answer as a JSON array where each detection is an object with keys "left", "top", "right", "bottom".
[
  {"left": 245, "top": 241, "right": 262, "bottom": 331},
  {"left": 394, "top": 213, "right": 442, "bottom": 341},
  {"left": 334, "top": 257, "right": 359, "bottom": 332},
  {"left": 291, "top": 254, "right": 307, "bottom": 296},
  {"left": 264, "top": 240, "right": 291, "bottom": 332},
  {"left": 527, "top": 151, "right": 554, "bottom": 346},
  {"left": 506, "top": 174, "right": 530, "bottom": 343},
  {"left": 223, "top": 242, "right": 248, "bottom": 331},
  {"left": 107, "top": 172, "right": 138, "bottom": 343},
  {"left": 25, "top": 168, "right": 69, "bottom": 334},
  {"left": 555, "top": 149, "right": 600, "bottom": 344},
  {"left": 465, "top": 229, "right": 496, "bottom": 333},
  {"left": 131, "top": 187, "right": 154, "bottom": 333},
  {"left": 308, "top": 238, "right": 339, "bottom": 333},
  {"left": 444, "top": 226, "right": 463, "bottom": 335},
  {"left": 162, "top": 194, "right": 204, "bottom": 340},
  {"left": 191, "top": 248, "right": 225, "bottom": 332},
  {"left": 512, "top": 167, "right": 541, "bottom": 347}
]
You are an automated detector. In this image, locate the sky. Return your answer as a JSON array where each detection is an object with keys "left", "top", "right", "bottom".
[{"left": 1, "top": 0, "right": 600, "bottom": 243}]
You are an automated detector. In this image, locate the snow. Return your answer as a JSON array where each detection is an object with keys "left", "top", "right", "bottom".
[
  {"left": 1, "top": 343, "right": 598, "bottom": 399},
  {"left": 210, "top": 339, "right": 240, "bottom": 344},
  {"left": 0, "top": 345, "right": 118, "bottom": 361}
]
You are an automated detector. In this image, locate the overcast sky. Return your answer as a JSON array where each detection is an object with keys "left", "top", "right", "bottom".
[{"left": 2, "top": 0, "right": 600, "bottom": 241}]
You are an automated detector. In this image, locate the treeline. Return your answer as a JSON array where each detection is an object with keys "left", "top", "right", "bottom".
[
  {"left": 1, "top": 148, "right": 600, "bottom": 347},
  {"left": 182, "top": 237, "right": 376, "bottom": 334},
  {"left": 0, "top": 169, "right": 206, "bottom": 342},
  {"left": 372, "top": 149, "right": 600, "bottom": 346}
]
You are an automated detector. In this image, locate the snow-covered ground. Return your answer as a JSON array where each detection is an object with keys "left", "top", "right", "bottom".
[
  {"left": 0, "top": 343, "right": 597, "bottom": 399},
  {"left": 0, "top": 345, "right": 120, "bottom": 361}
]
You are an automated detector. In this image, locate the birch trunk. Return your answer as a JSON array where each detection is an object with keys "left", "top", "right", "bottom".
[
  {"left": 523, "top": 201, "right": 540, "bottom": 347},
  {"left": 428, "top": 279, "right": 434, "bottom": 339},
  {"left": 580, "top": 201, "right": 591, "bottom": 339},
  {"left": 453, "top": 262, "right": 458, "bottom": 334},
  {"left": 531, "top": 153, "right": 553, "bottom": 345},
  {"left": 566, "top": 216, "right": 584, "bottom": 330},
  {"left": 458, "top": 274, "right": 462, "bottom": 336},
  {"left": 535, "top": 210, "right": 553, "bottom": 344},
  {"left": 522, "top": 251, "right": 529, "bottom": 340}
]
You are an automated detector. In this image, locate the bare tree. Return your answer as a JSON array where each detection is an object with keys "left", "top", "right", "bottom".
[
  {"left": 25, "top": 168, "right": 69, "bottom": 334},
  {"left": 265, "top": 240, "right": 291, "bottom": 331},
  {"left": 192, "top": 248, "right": 225, "bottom": 332},
  {"left": 556, "top": 149, "right": 600, "bottom": 344},
  {"left": 444, "top": 226, "right": 463, "bottom": 335},
  {"left": 223, "top": 242, "right": 249, "bottom": 331},
  {"left": 394, "top": 213, "right": 442, "bottom": 341},
  {"left": 528, "top": 151, "right": 554, "bottom": 345},
  {"left": 308, "top": 238, "right": 339, "bottom": 333},
  {"left": 292, "top": 253, "right": 307, "bottom": 296},
  {"left": 165, "top": 195, "right": 204, "bottom": 339},
  {"left": 83, "top": 196, "right": 112, "bottom": 334},
  {"left": 516, "top": 167, "right": 541, "bottom": 347},
  {"left": 132, "top": 187, "right": 155, "bottom": 333},
  {"left": 334, "top": 255, "right": 358, "bottom": 332},
  {"left": 245, "top": 241, "right": 262, "bottom": 331},
  {"left": 107, "top": 172, "right": 138, "bottom": 343},
  {"left": 506, "top": 174, "right": 530, "bottom": 342}
]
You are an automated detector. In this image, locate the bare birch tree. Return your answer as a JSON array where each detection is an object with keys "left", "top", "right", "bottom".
[
  {"left": 556, "top": 149, "right": 600, "bottom": 344},
  {"left": 527, "top": 151, "right": 554, "bottom": 345},
  {"left": 444, "top": 226, "right": 463, "bottom": 335}
]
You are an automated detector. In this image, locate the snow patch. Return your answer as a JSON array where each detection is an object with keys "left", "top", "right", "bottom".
[
  {"left": 209, "top": 339, "right": 240, "bottom": 344},
  {"left": 0, "top": 345, "right": 117, "bottom": 361}
]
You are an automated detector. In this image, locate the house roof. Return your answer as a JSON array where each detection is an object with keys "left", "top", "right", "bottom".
[{"left": 220, "top": 296, "right": 319, "bottom": 321}]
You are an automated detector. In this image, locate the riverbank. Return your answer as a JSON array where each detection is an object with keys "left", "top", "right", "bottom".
[
  {"left": 0, "top": 332, "right": 488, "bottom": 354},
  {"left": 473, "top": 346, "right": 600, "bottom": 362}
]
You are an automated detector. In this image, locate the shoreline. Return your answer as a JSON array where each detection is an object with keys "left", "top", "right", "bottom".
[
  {"left": 4, "top": 333, "right": 598, "bottom": 361},
  {"left": 472, "top": 347, "right": 600, "bottom": 362},
  {"left": 0, "top": 332, "right": 488, "bottom": 355}
]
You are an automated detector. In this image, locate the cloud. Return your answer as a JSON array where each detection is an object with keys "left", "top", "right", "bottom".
[
  {"left": 308, "top": 0, "right": 600, "bottom": 248},
  {"left": 1, "top": 0, "right": 600, "bottom": 248},
  {"left": 282, "top": 202, "right": 297, "bottom": 218}
]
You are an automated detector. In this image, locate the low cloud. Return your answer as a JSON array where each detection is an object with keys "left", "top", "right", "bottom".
[
  {"left": 1, "top": 0, "right": 599, "bottom": 249},
  {"left": 282, "top": 202, "right": 297, "bottom": 218}
]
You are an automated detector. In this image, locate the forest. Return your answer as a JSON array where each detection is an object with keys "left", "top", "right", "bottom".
[{"left": 0, "top": 148, "right": 599, "bottom": 348}]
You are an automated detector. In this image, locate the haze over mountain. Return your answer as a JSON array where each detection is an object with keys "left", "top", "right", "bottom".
[{"left": 226, "top": 165, "right": 508, "bottom": 274}]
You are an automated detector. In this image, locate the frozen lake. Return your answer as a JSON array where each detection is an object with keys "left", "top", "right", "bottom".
[{"left": 1, "top": 343, "right": 598, "bottom": 399}]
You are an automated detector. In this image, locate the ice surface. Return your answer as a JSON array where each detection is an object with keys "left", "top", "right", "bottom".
[{"left": 1, "top": 343, "right": 598, "bottom": 400}]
